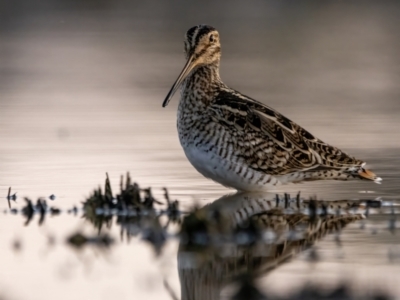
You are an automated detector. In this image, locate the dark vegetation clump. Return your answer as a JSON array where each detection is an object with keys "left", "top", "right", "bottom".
[
  {"left": 82, "top": 173, "right": 180, "bottom": 231},
  {"left": 83, "top": 172, "right": 167, "bottom": 211},
  {"left": 81, "top": 173, "right": 180, "bottom": 254},
  {"left": 17, "top": 197, "right": 60, "bottom": 226}
]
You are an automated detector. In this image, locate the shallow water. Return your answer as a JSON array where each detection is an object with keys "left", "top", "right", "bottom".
[{"left": 1, "top": 1, "right": 400, "bottom": 299}]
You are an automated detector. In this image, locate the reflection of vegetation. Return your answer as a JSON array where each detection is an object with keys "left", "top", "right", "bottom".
[{"left": 67, "top": 232, "right": 114, "bottom": 250}]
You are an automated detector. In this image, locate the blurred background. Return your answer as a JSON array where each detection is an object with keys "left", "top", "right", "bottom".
[
  {"left": 1, "top": 0, "right": 399, "bottom": 200},
  {"left": 0, "top": 1, "right": 400, "bottom": 299}
]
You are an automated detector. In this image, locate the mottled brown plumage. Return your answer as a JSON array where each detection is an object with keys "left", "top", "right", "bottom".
[{"left": 162, "top": 24, "right": 381, "bottom": 191}]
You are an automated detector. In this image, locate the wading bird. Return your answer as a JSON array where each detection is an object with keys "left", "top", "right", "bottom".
[{"left": 162, "top": 25, "right": 381, "bottom": 191}]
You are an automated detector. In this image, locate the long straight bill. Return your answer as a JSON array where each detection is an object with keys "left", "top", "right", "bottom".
[{"left": 162, "top": 55, "right": 195, "bottom": 107}]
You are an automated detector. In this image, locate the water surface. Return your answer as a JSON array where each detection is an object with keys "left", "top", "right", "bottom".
[{"left": 1, "top": 1, "right": 400, "bottom": 299}]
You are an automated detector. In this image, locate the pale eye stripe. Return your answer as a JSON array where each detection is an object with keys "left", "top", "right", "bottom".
[{"left": 185, "top": 26, "right": 198, "bottom": 43}]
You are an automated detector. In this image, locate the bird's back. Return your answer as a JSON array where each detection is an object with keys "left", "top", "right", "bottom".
[{"left": 178, "top": 84, "right": 381, "bottom": 190}]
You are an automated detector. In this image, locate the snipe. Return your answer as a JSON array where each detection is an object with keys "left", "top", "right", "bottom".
[{"left": 162, "top": 24, "right": 381, "bottom": 191}]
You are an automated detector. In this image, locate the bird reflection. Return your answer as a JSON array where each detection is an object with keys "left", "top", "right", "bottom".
[{"left": 178, "top": 192, "right": 365, "bottom": 300}]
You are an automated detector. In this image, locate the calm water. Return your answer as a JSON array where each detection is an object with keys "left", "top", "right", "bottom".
[{"left": 1, "top": 1, "right": 400, "bottom": 299}]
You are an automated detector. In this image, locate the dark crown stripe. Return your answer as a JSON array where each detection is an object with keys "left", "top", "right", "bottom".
[{"left": 186, "top": 26, "right": 199, "bottom": 46}]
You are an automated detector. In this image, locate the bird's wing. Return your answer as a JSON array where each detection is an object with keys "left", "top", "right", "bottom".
[{"left": 209, "top": 89, "right": 363, "bottom": 175}]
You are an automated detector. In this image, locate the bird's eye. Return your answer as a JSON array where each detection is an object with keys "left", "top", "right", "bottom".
[{"left": 209, "top": 34, "right": 215, "bottom": 43}]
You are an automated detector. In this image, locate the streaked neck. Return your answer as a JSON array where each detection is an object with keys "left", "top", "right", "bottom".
[{"left": 181, "top": 63, "right": 222, "bottom": 106}]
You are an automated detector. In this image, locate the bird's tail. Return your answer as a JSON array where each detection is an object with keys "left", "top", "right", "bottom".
[
  {"left": 357, "top": 163, "right": 382, "bottom": 184},
  {"left": 287, "top": 163, "right": 382, "bottom": 184}
]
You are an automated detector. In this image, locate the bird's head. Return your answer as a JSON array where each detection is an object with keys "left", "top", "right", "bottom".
[{"left": 163, "top": 25, "right": 221, "bottom": 107}]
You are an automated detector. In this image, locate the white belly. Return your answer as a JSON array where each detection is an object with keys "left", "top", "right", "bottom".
[{"left": 183, "top": 145, "right": 280, "bottom": 191}]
